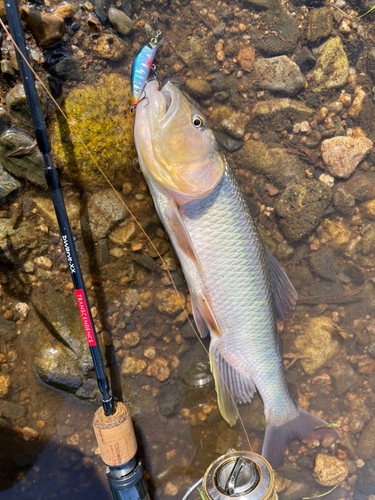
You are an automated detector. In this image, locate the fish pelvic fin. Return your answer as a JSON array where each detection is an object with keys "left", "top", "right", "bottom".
[
  {"left": 191, "top": 292, "right": 221, "bottom": 337},
  {"left": 266, "top": 249, "right": 298, "bottom": 322},
  {"left": 262, "top": 406, "right": 341, "bottom": 469},
  {"left": 209, "top": 344, "right": 256, "bottom": 427},
  {"left": 166, "top": 198, "right": 205, "bottom": 277}
]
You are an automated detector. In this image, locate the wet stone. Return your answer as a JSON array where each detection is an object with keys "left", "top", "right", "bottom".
[
  {"left": 158, "top": 382, "right": 185, "bottom": 416},
  {"left": 360, "top": 227, "right": 375, "bottom": 255},
  {"left": 6, "top": 83, "right": 47, "bottom": 129},
  {"left": 333, "top": 186, "right": 356, "bottom": 216},
  {"left": 329, "top": 362, "right": 360, "bottom": 395},
  {"left": 367, "top": 48, "right": 375, "bottom": 82},
  {"left": 82, "top": 189, "right": 128, "bottom": 240},
  {"left": 314, "top": 454, "right": 348, "bottom": 486},
  {"left": 309, "top": 281, "right": 344, "bottom": 296},
  {"left": 295, "top": 46, "right": 316, "bottom": 73},
  {"left": 254, "top": 56, "right": 304, "bottom": 96},
  {"left": 0, "top": 171, "right": 21, "bottom": 199},
  {"left": 154, "top": 289, "right": 186, "bottom": 316},
  {"left": 357, "top": 418, "right": 375, "bottom": 460},
  {"left": 308, "top": 36, "right": 349, "bottom": 93},
  {"left": 0, "top": 374, "right": 10, "bottom": 397},
  {"left": 108, "top": 7, "right": 133, "bottom": 35},
  {"left": 185, "top": 78, "right": 212, "bottom": 98},
  {"left": 0, "top": 130, "right": 45, "bottom": 186},
  {"left": 321, "top": 136, "right": 373, "bottom": 179},
  {"left": 92, "top": 34, "right": 129, "bottom": 61},
  {"left": 21, "top": 7, "right": 65, "bottom": 47},
  {"left": 233, "top": 141, "right": 305, "bottom": 188},
  {"left": 214, "top": 131, "right": 243, "bottom": 153},
  {"left": 121, "top": 356, "right": 146, "bottom": 376},
  {"left": 252, "top": 9, "right": 299, "bottom": 56},
  {"left": 0, "top": 399, "right": 25, "bottom": 419},
  {"left": 275, "top": 178, "right": 331, "bottom": 241},
  {"left": 237, "top": 46, "right": 255, "bottom": 73},
  {"left": 293, "top": 316, "right": 340, "bottom": 375},
  {"left": 306, "top": 8, "right": 333, "bottom": 43},
  {"left": 346, "top": 40, "right": 364, "bottom": 66},
  {"left": 252, "top": 98, "right": 314, "bottom": 127},
  {"left": 310, "top": 248, "right": 341, "bottom": 280},
  {"left": 146, "top": 357, "right": 170, "bottom": 381},
  {"left": 91, "top": 0, "right": 109, "bottom": 23}
]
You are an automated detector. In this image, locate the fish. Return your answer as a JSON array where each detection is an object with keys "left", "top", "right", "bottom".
[
  {"left": 133, "top": 80, "right": 340, "bottom": 468},
  {"left": 131, "top": 31, "right": 167, "bottom": 109}
]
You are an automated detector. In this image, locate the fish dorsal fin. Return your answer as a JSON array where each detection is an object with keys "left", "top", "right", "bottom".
[
  {"left": 209, "top": 344, "right": 256, "bottom": 427},
  {"left": 165, "top": 198, "right": 204, "bottom": 274},
  {"left": 266, "top": 249, "right": 298, "bottom": 321},
  {"left": 191, "top": 292, "right": 221, "bottom": 338}
]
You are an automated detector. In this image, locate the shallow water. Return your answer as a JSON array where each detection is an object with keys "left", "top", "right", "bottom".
[{"left": 1, "top": 0, "right": 375, "bottom": 499}]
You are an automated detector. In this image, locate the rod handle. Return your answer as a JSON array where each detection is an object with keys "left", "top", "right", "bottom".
[{"left": 93, "top": 402, "right": 137, "bottom": 467}]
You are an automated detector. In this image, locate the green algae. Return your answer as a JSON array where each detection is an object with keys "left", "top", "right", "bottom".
[{"left": 51, "top": 73, "right": 136, "bottom": 190}]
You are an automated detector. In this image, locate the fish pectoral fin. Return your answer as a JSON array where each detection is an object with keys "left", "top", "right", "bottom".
[
  {"left": 165, "top": 199, "right": 205, "bottom": 276},
  {"left": 191, "top": 292, "right": 221, "bottom": 337},
  {"left": 209, "top": 344, "right": 256, "bottom": 427},
  {"left": 267, "top": 249, "right": 298, "bottom": 322}
]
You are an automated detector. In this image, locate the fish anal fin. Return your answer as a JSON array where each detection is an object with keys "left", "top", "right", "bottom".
[
  {"left": 165, "top": 199, "right": 204, "bottom": 274},
  {"left": 209, "top": 345, "right": 256, "bottom": 427},
  {"left": 266, "top": 249, "right": 298, "bottom": 322}
]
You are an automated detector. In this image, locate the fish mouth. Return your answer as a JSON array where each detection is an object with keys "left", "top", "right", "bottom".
[{"left": 160, "top": 82, "right": 178, "bottom": 122}]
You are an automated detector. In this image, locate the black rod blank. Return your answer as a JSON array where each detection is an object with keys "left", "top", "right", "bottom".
[{"left": 5, "top": 0, "right": 113, "bottom": 416}]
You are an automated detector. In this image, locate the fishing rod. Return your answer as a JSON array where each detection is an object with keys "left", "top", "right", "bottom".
[{"left": 4, "top": 1, "right": 150, "bottom": 498}]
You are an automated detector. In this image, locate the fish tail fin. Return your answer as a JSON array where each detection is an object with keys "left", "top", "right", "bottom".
[{"left": 262, "top": 406, "right": 341, "bottom": 468}]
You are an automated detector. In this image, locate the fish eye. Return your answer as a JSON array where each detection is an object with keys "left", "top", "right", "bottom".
[{"left": 192, "top": 115, "right": 204, "bottom": 128}]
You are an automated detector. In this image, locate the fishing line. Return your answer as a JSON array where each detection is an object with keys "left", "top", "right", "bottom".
[{"left": 0, "top": 18, "right": 252, "bottom": 452}]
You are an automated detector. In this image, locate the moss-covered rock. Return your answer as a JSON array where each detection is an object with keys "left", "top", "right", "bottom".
[
  {"left": 51, "top": 73, "right": 136, "bottom": 190},
  {"left": 308, "top": 37, "right": 349, "bottom": 93}
]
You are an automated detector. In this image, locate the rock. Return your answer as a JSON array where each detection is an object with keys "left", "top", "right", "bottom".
[
  {"left": 314, "top": 454, "right": 348, "bottom": 486},
  {"left": 346, "top": 40, "right": 363, "bottom": 66},
  {"left": 233, "top": 141, "right": 305, "bottom": 188},
  {"left": 0, "top": 374, "right": 10, "bottom": 397},
  {"left": 333, "top": 186, "right": 356, "bottom": 216},
  {"left": 318, "top": 219, "right": 351, "bottom": 251},
  {"left": 109, "top": 221, "right": 136, "bottom": 245},
  {"left": 82, "top": 189, "right": 128, "bottom": 240},
  {"left": 34, "top": 256, "right": 53, "bottom": 270},
  {"left": 91, "top": 0, "right": 109, "bottom": 23},
  {"left": 33, "top": 195, "right": 80, "bottom": 232},
  {"left": 310, "top": 248, "right": 341, "bottom": 280},
  {"left": 146, "top": 357, "right": 170, "bottom": 381},
  {"left": 295, "top": 46, "right": 316, "bottom": 73},
  {"left": 221, "top": 112, "right": 250, "bottom": 139},
  {"left": 306, "top": 7, "right": 333, "bottom": 43},
  {"left": 215, "top": 131, "right": 243, "bottom": 152},
  {"left": 154, "top": 289, "right": 186, "bottom": 316},
  {"left": 367, "top": 48, "right": 375, "bottom": 81},
  {"left": 51, "top": 74, "right": 135, "bottom": 189},
  {"left": 237, "top": 46, "right": 255, "bottom": 72},
  {"left": 48, "top": 55, "right": 81, "bottom": 80},
  {"left": 121, "top": 356, "right": 146, "bottom": 376},
  {"left": 158, "top": 382, "right": 185, "bottom": 416},
  {"left": 293, "top": 316, "right": 340, "bottom": 375},
  {"left": 252, "top": 98, "right": 313, "bottom": 127},
  {"left": 349, "top": 88, "right": 367, "bottom": 120},
  {"left": 175, "top": 36, "right": 219, "bottom": 76},
  {"left": 361, "top": 227, "right": 375, "bottom": 255},
  {"left": 108, "top": 7, "right": 133, "bottom": 35},
  {"left": 275, "top": 179, "right": 331, "bottom": 241},
  {"left": 0, "top": 107, "right": 9, "bottom": 133},
  {"left": 6, "top": 83, "right": 47, "bottom": 129},
  {"left": 54, "top": 3, "right": 75, "bottom": 18},
  {"left": 358, "top": 417, "right": 375, "bottom": 459},
  {"left": 242, "top": 0, "right": 280, "bottom": 9},
  {"left": 29, "top": 289, "right": 93, "bottom": 393},
  {"left": 253, "top": 56, "right": 304, "bottom": 96},
  {"left": 0, "top": 130, "right": 45, "bottom": 186},
  {"left": 13, "top": 426, "right": 39, "bottom": 441},
  {"left": 252, "top": 9, "right": 299, "bottom": 56},
  {"left": 91, "top": 34, "right": 129, "bottom": 61},
  {"left": 321, "top": 136, "right": 373, "bottom": 179},
  {"left": 21, "top": 7, "right": 65, "bottom": 47},
  {"left": 0, "top": 60, "right": 14, "bottom": 76},
  {"left": 309, "top": 281, "right": 344, "bottom": 296},
  {"left": 345, "top": 172, "right": 375, "bottom": 202},
  {"left": 185, "top": 78, "right": 212, "bottom": 98},
  {"left": 0, "top": 400, "right": 25, "bottom": 419},
  {"left": 308, "top": 37, "right": 349, "bottom": 93},
  {"left": 329, "top": 362, "right": 360, "bottom": 395},
  {"left": 0, "top": 171, "right": 21, "bottom": 199},
  {"left": 123, "top": 288, "right": 139, "bottom": 312}
]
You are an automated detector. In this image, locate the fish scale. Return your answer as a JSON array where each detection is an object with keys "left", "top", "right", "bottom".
[{"left": 182, "top": 166, "right": 297, "bottom": 424}]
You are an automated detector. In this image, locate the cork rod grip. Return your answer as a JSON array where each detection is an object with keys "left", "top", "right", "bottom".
[{"left": 93, "top": 402, "right": 137, "bottom": 466}]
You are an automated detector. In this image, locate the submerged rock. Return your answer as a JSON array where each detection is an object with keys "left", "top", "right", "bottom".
[
  {"left": 252, "top": 9, "right": 299, "bottom": 56},
  {"left": 21, "top": 7, "right": 65, "bottom": 47},
  {"left": 321, "top": 136, "right": 373, "bottom": 179},
  {"left": 357, "top": 417, "right": 375, "bottom": 460},
  {"left": 254, "top": 56, "right": 304, "bottom": 96},
  {"left": 108, "top": 7, "right": 133, "bottom": 35},
  {"left": 252, "top": 98, "right": 313, "bottom": 126},
  {"left": 318, "top": 219, "right": 352, "bottom": 251},
  {"left": 233, "top": 141, "right": 305, "bottom": 188},
  {"left": 0, "top": 170, "right": 21, "bottom": 199},
  {"left": 6, "top": 83, "right": 47, "bottom": 128},
  {"left": 308, "top": 37, "right": 349, "bottom": 93},
  {"left": 51, "top": 74, "right": 135, "bottom": 189},
  {"left": 306, "top": 7, "right": 333, "bottom": 43},
  {"left": 0, "top": 130, "right": 45, "bottom": 186},
  {"left": 314, "top": 454, "right": 348, "bottom": 486},
  {"left": 91, "top": 34, "right": 129, "bottom": 61},
  {"left": 275, "top": 179, "right": 331, "bottom": 241},
  {"left": 186, "top": 78, "right": 212, "bottom": 99},
  {"left": 293, "top": 316, "right": 340, "bottom": 375},
  {"left": 309, "top": 248, "right": 341, "bottom": 280}
]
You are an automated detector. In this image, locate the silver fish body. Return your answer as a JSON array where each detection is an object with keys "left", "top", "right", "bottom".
[{"left": 134, "top": 81, "right": 340, "bottom": 467}]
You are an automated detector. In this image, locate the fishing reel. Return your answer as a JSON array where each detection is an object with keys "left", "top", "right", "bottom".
[{"left": 182, "top": 450, "right": 277, "bottom": 500}]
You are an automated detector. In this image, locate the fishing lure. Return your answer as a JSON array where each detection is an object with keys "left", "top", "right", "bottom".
[{"left": 131, "top": 31, "right": 166, "bottom": 110}]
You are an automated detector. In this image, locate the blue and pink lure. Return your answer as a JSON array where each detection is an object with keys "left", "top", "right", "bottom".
[{"left": 131, "top": 31, "right": 165, "bottom": 109}]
